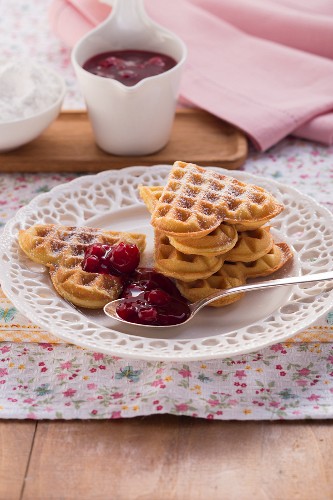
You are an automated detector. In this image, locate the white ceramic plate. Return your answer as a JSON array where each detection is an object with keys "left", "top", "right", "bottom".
[{"left": 0, "top": 166, "right": 333, "bottom": 361}]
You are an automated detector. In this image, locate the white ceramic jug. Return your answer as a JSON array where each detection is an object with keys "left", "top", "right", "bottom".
[{"left": 71, "top": 0, "right": 187, "bottom": 156}]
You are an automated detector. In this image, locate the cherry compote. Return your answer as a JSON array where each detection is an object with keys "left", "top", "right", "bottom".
[
  {"left": 117, "top": 268, "right": 191, "bottom": 326},
  {"left": 83, "top": 50, "right": 177, "bottom": 87},
  {"left": 121, "top": 268, "right": 184, "bottom": 300},
  {"left": 81, "top": 242, "right": 140, "bottom": 276},
  {"left": 81, "top": 246, "right": 190, "bottom": 326}
]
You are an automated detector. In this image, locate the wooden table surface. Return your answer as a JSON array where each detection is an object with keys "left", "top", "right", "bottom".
[{"left": 1, "top": 417, "right": 332, "bottom": 500}]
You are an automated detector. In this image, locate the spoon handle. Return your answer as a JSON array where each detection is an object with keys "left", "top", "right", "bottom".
[{"left": 192, "top": 271, "right": 333, "bottom": 314}]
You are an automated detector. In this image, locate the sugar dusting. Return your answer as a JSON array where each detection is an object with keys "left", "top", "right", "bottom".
[
  {"left": 0, "top": 61, "right": 63, "bottom": 123},
  {"left": 153, "top": 162, "right": 283, "bottom": 234}
]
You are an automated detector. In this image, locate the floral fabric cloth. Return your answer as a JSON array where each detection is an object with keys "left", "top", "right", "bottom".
[
  {"left": 0, "top": 0, "right": 333, "bottom": 419},
  {"left": 0, "top": 341, "right": 333, "bottom": 420},
  {"left": 0, "top": 137, "right": 333, "bottom": 420}
]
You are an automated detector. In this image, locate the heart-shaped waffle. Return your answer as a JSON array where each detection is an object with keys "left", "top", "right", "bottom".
[
  {"left": 140, "top": 184, "right": 269, "bottom": 233},
  {"left": 223, "top": 227, "right": 274, "bottom": 262},
  {"left": 176, "top": 243, "right": 293, "bottom": 307},
  {"left": 18, "top": 224, "right": 146, "bottom": 309},
  {"left": 169, "top": 224, "right": 238, "bottom": 256},
  {"left": 18, "top": 224, "right": 146, "bottom": 266},
  {"left": 140, "top": 185, "right": 239, "bottom": 255},
  {"left": 154, "top": 230, "right": 225, "bottom": 282},
  {"left": 49, "top": 263, "right": 123, "bottom": 309},
  {"left": 227, "top": 242, "right": 292, "bottom": 278},
  {"left": 176, "top": 266, "right": 245, "bottom": 308},
  {"left": 150, "top": 162, "right": 284, "bottom": 237}
]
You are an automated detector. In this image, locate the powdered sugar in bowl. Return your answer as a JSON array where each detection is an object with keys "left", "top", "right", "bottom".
[{"left": 0, "top": 61, "right": 66, "bottom": 152}]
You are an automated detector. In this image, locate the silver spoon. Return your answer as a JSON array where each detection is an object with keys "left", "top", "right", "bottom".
[{"left": 104, "top": 271, "right": 333, "bottom": 328}]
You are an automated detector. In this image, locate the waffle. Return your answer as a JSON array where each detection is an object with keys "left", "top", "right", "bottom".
[
  {"left": 139, "top": 185, "right": 162, "bottom": 214},
  {"left": 18, "top": 224, "right": 146, "bottom": 309},
  {"left": 150, "top": 161, "right": 284, "bottom": 237},
  {"left": 50, "top": 264, "right": 123, "bottom": 309},
  {"left": 230, "top": 242, "right": 293, "bottom": 278},
  {"left": 176, "top": 267, "right": 245, "bottom": 307},
  {"left": 154, "top": 230, "right": 225, "bottom": 281},
  {"left": 176, "top": 242, "right": 293, "bottom": 307},
  {"left": 140, "top": 184, "right": 267, "bottom": 233},
  {"left": 223, "top": 227, "right": 273, "bottom": 262},
  {"left": 233, "top": 221, "right": 267, "bottom": 232},
  {"left": 169, "top": 224, "right": 238, "bottom": 256},
  {"left": 18, "top": 224, "right": 146, "bottom": 266},
  {"left": 140, "top": 185, "right": 239, "bottom": 255}
]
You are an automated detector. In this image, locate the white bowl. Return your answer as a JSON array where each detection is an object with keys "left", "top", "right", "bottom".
[{"left": 0, "top": 65, "right": 66, "bottom": 152}]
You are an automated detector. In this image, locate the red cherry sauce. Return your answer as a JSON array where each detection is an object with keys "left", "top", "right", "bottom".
[
  {"left": 82, "top": 242, "right": 140, "bottom": 276},
  {"left": 82, "top": 245, "right": 190, "bottom": 326},
  {"left": 82, "top": 50, "right": 177, "bottom": 86},
  {"left": 117, "top": 268, "right": 190, "bottom": 327}
]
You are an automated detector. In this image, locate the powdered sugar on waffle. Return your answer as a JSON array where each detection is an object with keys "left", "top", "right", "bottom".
[
  {"left": 18, "top": 224, "right": 146, "bottom": 266},
  {"left": 151, "top": 162, "right": 284, "bottom": 237}
]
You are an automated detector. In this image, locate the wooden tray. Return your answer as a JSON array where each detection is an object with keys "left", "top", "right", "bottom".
[{"left": 0, "top": 109, "right": 247, "bottom": 172}]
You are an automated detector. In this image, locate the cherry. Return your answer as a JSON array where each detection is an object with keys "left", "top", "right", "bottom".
[
  {"left": 82, "top": 242, "right": 140, "bottom": 276},
  {"left": 145, "top": 289, "right": 170, "bottom": 306},
  {"left": 109, "top": 242, "right": 140, "bottom": 274},
  {"left": 138, "top": 307, "right": 158, "bottom": 323},
  {"left": 85, "top": 243, "right": 110, "bottom": 258},
  {"left": 99, "top": 254, "right": 112, "bottom": 274},
  {"left": 133, "top": 268, "right": 184, "bottom": 300},
  {"left": 116, "top": 302, "right": 137, "bottom": 322},
  {"left": 82, "top": 255, "right": 99, "bottom": 273},
  {"left": 146, "top": 57, "right": 165, "bottom": 67}
]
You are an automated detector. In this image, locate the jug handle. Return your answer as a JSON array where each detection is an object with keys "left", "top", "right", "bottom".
[{"left": 109, "top": 0, "right": 150, "bottom": 32}]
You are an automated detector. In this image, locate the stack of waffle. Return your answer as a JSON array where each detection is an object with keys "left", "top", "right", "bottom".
[{"left": 140, "top": 161, "right": 293, "bottom": 307}]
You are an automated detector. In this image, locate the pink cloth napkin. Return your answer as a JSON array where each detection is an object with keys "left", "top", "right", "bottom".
[{"left": 49, "top": 0, "right": 333, "bottom": 150}]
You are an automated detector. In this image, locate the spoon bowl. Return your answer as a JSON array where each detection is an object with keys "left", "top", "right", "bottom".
[{"left": 104, "top": 271, "right": 333, "bottom": 328}]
